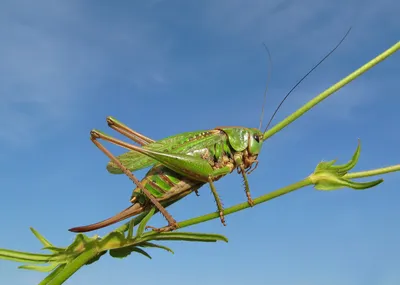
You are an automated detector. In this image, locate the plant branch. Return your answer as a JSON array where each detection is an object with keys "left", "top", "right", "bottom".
[
  {"left": 46, "top": 248, "right": 99, "bottom": 285},
  {"left": 178, "top": 178, "right": 312, "bottom": 228},
  {"left": 172, "top": 164, "right": 398, "bottom": 229},
  {"left": 263, "top": 41, "right": 400, "bottom": 140},
  {"left": 345, "top": 164, "right": 400, "bottom": 179}
]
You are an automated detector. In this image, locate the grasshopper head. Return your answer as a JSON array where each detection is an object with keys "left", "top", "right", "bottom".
[{"left": 248, "top": 128, "right": 264, "bottom": 155}]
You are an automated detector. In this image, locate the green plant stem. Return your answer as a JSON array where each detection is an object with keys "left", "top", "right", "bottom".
[
  {"left": 115, "top": 163, "right": 400, "bottom": 233},
  {"left": 263, "top": 41, "right": 400, "bottom": 141},
  {"left": 47, "top": 248, "right": 99, "bottom": 285},
  {"left": 176, "top": 162, "right": 400, "bottom": 229},
  {"left": 345, "top": 164, "right": 400, "bottom": 179},
  {"left": 177, "top": 178, "right": 313, "bottom": 228}
]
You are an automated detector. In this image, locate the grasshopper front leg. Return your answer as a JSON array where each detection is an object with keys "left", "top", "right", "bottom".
[
  {"left": 90, "top": 131, "right": 179, "bottom": 231},
  {"left": 234, "top": 153, "right": 255, "bottom": 206}
]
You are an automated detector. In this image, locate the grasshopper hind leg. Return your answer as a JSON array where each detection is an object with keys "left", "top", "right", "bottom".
[
  {"left": 90, "top": 131, "right": 179, "bottom": 231},
  {"left": 106, "top": 116, "right": 155, "bottom": 146},
  {"left": 146, "top": 223, "right": 177, "bottom": 232}
]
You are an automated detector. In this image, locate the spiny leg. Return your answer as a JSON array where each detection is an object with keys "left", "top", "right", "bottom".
[
  {"left": 151, "top": 171, "right": 230, "bottom": 230},
  {"left": 91, "top": 131, "right": 178, "bottom": 230},
  {"left": 92, "top": 129, "right": 234, "bottom": 229},
  {"left": 146, "top": 222, "right": 177, "bottom": 233},
  {"left": 246, "top": 160, "right": 259, "bottom": 175},
  {"left": 234, "top": 153, "right": 255, "bottom": 207},
  {"left": 208, "top": 176, "right": 226, "bottom": 226},
  {"left": 239, "top": 165, "right": 255, "bottom": 207},
  {"left": 106, "top": 116, "right": 155, "bottom": 146}
]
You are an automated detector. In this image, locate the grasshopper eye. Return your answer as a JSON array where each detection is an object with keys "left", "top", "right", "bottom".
[{"left": 253, "top": 134, "right": 260, "bottom": 143}]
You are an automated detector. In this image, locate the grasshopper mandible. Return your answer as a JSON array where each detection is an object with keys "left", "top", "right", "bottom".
[{"left": 69, "top": 32, "right": 350, "bottom": 233}]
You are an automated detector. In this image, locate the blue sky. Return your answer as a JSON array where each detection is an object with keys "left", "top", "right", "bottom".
[{"left": 0, "top": 0, "right": 399, "bottom": 284}]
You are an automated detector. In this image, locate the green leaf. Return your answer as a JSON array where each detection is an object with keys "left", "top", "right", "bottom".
[
  {"left": 109, "top": 246, "right": 152, "bottom": 259},
  {"left": 136, "top": 207, "right": 156, "bottom": 237},
  {"left": 144, "top": 232, "right": 228, "bottom": 243},
  {"left": 314, "top": 172, "right": 384, "bottom": 191},
  {"left": 311, "top": 141, "right": 384, "bottom": 192},
  {"left": 127, "top": 219, "right": 135, "bottom": 240},
  {"left": 0, "top": 248, "right": 57, "bottom": 263},
  {"left": 314, "top": 174, "right": 347, "bottom": 190},
  {"left": 329, "top": 140, "right": 361, "bottom": 173},
  {"left": 130, "top": 247, "right": 152, "bottom": 259},
  {"left": 344, "top": 178, "right": 384, "bottom": 190},
  {"left": 98, "top": 231, "right": 125, "bottom": 249},
  {"left": 139, "top": 242, "right": 174, "bottom": 254},
  {"left": 315, "top": 160, "right": 337, "bottom": 171},
  {"left": 109, "top": 245, "right": 136, "bottom": 259},
  {"left": 115, "top": 211, "right": 149, "bottom": 233},
  {"left": 30, "top": 228, "right": 54, "bottom": 248},
  {"left": 43, "top": 247, "right": 65, "bottom": 253},
  {"left": 19, "top": 262, "right": 59, "bottom": 272},
  {"left": 65, "top": 234, "right": 95, "bottom": 254}
]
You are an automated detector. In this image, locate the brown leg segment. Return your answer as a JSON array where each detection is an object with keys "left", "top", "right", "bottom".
[
  {"left": 246, "top": 160, "right": 259, "bottom": 175},
  {"left": 239, "top": 165, "right": 255, "bottom": 207},
  {"left": 145, "top": 224, "right": 177, "bottom": 232},
  {"left": 106, "top": 117, "right": 155, "bottom": 146},
  {"left": 208, "top": 177, "right": 226, "bottom": 226},
  {"left": 91, "top": 132, "right": 178, "bottom": 230}
]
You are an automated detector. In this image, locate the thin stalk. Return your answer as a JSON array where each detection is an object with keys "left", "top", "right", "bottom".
[
  {"left": 115, "top": 163, "right": 400, "bottom": 233},
  {"left": 264, "top": 41, "right": 400, "bottom": 140},
  {"left": 178, "top": 178, "right": 312, "bottom": 228},
  {"left": 345, "top": 164, "right": 400, "bottom": 179},
  {"left": 177, "top": 162, "right": 400, "bottom": 229},
  {"left": 46, "top": 248, "right": 99, "bottom": 285}
]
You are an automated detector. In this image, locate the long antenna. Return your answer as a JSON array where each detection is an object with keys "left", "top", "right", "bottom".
[
  {"left": 263, "top": 27, "right": 352, "bottom": 133},
  {"left": 258, "top": 43, "right": 273, "bottom": 130}
]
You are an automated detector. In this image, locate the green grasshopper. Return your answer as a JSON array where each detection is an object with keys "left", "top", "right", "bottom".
[
  {"left": 69, "top": 33, "right": 350, "bottom": 233},
  {"left": 69, "top": 117, "right": 263, "bottom": 232}
]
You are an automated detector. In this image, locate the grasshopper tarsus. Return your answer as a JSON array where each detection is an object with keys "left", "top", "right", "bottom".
[
  {"left": 90, "top": 129, "right": 101, "bottom": 139},
  {"left": 246, "top": 160, "right": 259, "bottom": 175},
  {"left": 245, "top": 189, "right": 255, "bottom": 207},
  {"left": 146, "top": 223, "right": 178, "bottom": 233},
  {"left": 247, "top": 197, "right": 255, "bottom": 207},
  {"left": 106, "top": 116, "right": 115, "bottom": 126},
  {"left": 219, "top": 211, "right": 227, "bottom": 226}
]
